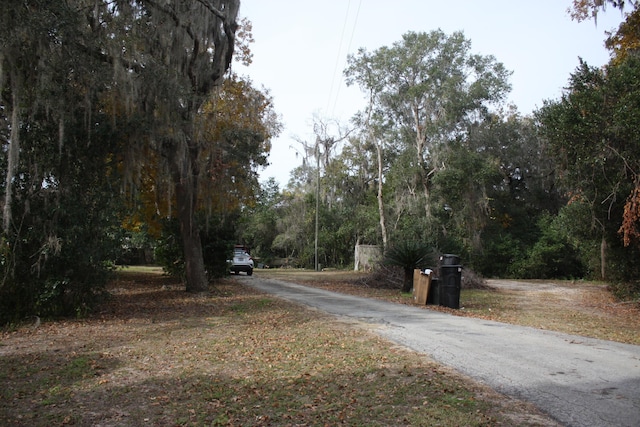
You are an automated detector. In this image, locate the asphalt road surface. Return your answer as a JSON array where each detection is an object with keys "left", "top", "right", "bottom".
[{"left": 238, "top": 275, "right": 640, "bottom": 427}]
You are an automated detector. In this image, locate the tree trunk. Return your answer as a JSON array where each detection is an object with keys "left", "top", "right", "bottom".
[
  {"left": 376, "top": 141, "right": 388, "bottom": 249},
  {"left": 600, "top": 235, "right": 607, "bottom": 280},
  {"left": 413, "top": 103, "right": 432, "bottom": 221},
  {"left": 175, "top": 178, "right": 208, "bottom": 292},
  {"left": 3, "top": 90, "right": 20, "bottom": 232},
  {"left": 171, "top": 136, "right": 208, "bottom": 293}
]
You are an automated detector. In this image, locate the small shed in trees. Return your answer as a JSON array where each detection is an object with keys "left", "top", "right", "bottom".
[{"left": 354, "top": 244, "right": 382, "bottom": 271}]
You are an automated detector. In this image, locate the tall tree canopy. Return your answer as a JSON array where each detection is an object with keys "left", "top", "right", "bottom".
[
  {"left": 2, "top": 0, "right": 241, "bottom": 293},
  {"left": 537, "top": 55, "right": 640, "bottom": 280},
  {"left": 0, "top": 1, "right": 272, "bottom": 322},
  {"left": 344, "top": 30, "right": 511, "bottom": 245}
]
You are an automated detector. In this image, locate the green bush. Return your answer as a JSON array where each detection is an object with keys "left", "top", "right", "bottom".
[
  {"left": 0, "top": 189, "right": 119, "bottom": 323},
  {"left": 383, "top": 241, "right": 435, "bottom": 292},
  {"left": 154, "top": 218, "right": 186, "bottom": 279},
  {"left": 510, "top": 214, "right": 585, "bottom": 279},
  {"left": 473, "top": 232, "right": 525, "bottom": 278}
]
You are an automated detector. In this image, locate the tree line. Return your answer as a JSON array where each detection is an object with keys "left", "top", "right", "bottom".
[
  {"left": 1, "top": 0, "right": 639, "bottom": 323},
  {"left": 239, "top": 1, "right": 640, "bottom": 301}
]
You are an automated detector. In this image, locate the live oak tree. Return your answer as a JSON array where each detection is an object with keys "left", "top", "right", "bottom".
[
  {"left": 86, "top": 0, "right": 241, "bottom": 292},
  {"left": 0, "top": 1, "right": 245, "bottom": 322},
  {"left": 140, "top": 73, "right": 280, "bottom": 277}
]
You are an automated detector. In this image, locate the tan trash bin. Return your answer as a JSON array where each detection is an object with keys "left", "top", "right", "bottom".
[{"left": 412, "top": 269, "right": 432, "bottom": 305}]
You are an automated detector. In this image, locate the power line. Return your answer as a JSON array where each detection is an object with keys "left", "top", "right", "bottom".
[
  {"left": 331, "top": 0, "right": 362, "bottom": 117},
  {"left": 325, "top": 0, "right": 352, "bottom": 117}
]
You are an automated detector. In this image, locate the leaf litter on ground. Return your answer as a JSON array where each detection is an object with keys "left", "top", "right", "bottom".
[{"left": 0, "top": 270, "right": 563, "bottom": 426}]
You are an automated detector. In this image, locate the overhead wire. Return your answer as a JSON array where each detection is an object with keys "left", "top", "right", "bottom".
[
  {"left": 325, "top": 0, "right": 352, "bottom": 117},
  {"left": 325, "top": 0, "right": 362, "bottom": 118},
  {"left": 331, "top": 0, "right": 362, "bottom": 117}
]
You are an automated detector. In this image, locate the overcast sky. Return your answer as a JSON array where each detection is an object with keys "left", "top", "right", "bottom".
[{"left": 235, "top": 1, "right": 626, "bottom": 187}]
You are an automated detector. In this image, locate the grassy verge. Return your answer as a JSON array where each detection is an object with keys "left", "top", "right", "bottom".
[
  {"left": 0, "top": 271, "right": 556, "bottom": 426},
  {"left": 459, "top": 285, "right": 640, "bottom": 345}
]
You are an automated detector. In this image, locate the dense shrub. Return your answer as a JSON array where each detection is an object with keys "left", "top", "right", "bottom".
[
  {"left": 509, "top": 214, "right": 585, "bottom": 279},
  {"left": 0, "top": 178, "right": 121, "bottom": 324}
]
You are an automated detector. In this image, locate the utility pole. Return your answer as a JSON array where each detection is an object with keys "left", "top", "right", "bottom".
[{"left": 315, "top": 138, "right": 320, "bottom": 272}]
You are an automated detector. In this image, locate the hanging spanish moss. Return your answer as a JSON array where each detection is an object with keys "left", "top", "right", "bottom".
[
  {"left": 0, "top": 0, "right": 242, "bottom": 320},
  {"left": 100, "top": 0, "right": 241, "bottom": 292}
]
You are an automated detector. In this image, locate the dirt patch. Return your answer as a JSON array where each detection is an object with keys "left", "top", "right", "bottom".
[{"left": 474, "top": 279, "right": 640, "bottom": 344}]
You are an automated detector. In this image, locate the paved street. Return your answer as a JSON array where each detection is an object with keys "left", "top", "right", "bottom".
[{"left": 239, "top": 276, "right": 640, "bottom": 427}]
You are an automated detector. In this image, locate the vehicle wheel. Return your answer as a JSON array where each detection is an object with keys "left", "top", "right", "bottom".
[{"left": 247, "top": 269, "right": 253, "bottom": 276}]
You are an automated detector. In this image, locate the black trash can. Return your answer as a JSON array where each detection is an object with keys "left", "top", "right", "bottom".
[
  {"left": 440, "top": 254, "right": 461, "bottom": 266},
  {"left": 427, "top": 277, "right": 440, "bottom": 305},
  {"left": 439, "top": 264, "right": 462, "bottom": 309}
]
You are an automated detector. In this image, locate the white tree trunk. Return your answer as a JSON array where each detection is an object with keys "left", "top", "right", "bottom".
[
  {"left": 376, "top": 141, "right": 388, "bottom": 249},
  {"left": 3, "top": 93, "right": 20, "bottom": 232},
  {"left": 600, "top": 235, "right": 607, "bottom": 280}
]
